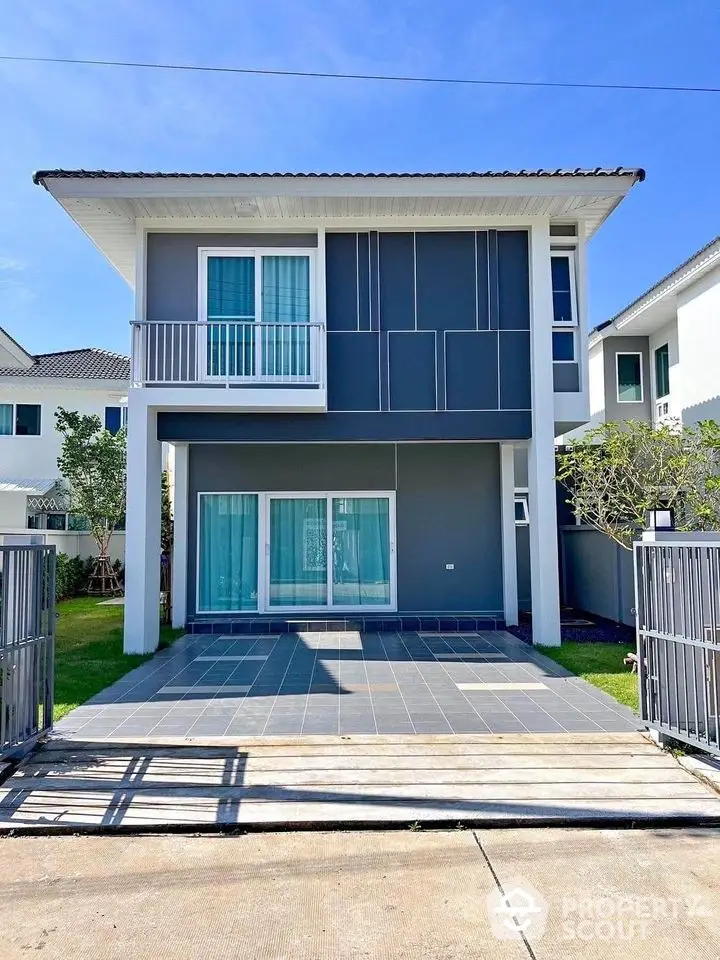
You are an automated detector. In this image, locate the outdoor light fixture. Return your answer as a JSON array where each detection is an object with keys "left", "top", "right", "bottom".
[{"left": 645, "top": 507, "right": 675, "bottom": 531}]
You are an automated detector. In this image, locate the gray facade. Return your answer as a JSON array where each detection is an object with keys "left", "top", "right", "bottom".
[
  {"left": 147, "top": 229, "right": 533, "bottom": 442},
  {"left": 601, "top": 335, "right": 652, "bottom": 424},
  {"left": 186, "top": 442, "right": 503, "bottom": 617}
]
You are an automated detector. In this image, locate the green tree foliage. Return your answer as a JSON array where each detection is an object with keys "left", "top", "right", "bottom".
[
  {"left": 556, "top": 418, "right": 720, "bottom": 550},
  {"left": 55, "top": 407, "right": 127, "bottom": 557}
]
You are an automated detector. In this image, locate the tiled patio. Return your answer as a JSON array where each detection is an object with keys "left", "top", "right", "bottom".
[{"left": 55, "top": 631, "right": 640, "bottom": 739}]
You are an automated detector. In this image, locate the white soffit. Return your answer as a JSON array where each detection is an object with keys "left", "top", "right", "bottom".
[{"left": 39, "top": 173, "right": 642, "bottom": 288}]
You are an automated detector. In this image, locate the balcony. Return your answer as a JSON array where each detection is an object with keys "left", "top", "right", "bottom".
[{"left": 130, "top": 320, "right": 327, "bottom": 411}]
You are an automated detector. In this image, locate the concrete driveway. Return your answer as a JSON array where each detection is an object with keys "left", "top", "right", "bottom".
[
  {"left": 54, "top": 630, "right": 639, "bottom": 738},
  {"left": 2, "top": 828, "right": 720, "bottom": 959}
]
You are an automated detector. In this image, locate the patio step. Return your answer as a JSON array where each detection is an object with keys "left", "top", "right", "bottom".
[
  {"left": 186, "top": 615, "right": 506, "bottom": 635},
  {"left": 2, "top": 733, "right": 720, "bottom": 833}
]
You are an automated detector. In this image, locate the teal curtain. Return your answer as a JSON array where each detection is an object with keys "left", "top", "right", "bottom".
[
  {"left": 262, "top": 256, "right": 310, "bottom": 377},
  {"left": 617, "top": 354, "right": 642, "bottom": 402},
  {"left": 332, "top": 498, "right": 390, "bottom": 606},
  {"left": 0, "top": 404, "right": 12, "bottom": 436},
  {"left": 269, "top": 497, "right": 327, "bottom": 607},
  {"left": 198, "top": 494, "right": 258, "bottom": 612},
  {"left": 206, "top": 256, "right": 255, "bottom": 377}
]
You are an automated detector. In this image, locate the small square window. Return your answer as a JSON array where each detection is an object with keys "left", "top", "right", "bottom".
[
  {"left": 617, "top": 353, "right": 643, "bottom": 403},
  {"left": 514, "top": 496, "right": 529, "bottom": 525},
  {"left": 15, "top": 404, "right": 41, "bottom": 436},
  {"left": 552, "top": 331, "right": 575, "bottom": 362}
]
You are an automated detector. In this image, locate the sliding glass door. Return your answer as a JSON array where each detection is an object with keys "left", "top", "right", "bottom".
[{"left": 197, "top": 491, "right": 395, "bottom": 613}]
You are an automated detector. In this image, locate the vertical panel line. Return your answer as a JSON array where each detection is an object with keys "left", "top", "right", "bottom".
[
  {"left": 356, "top": 232, "right": 360, "bottom": 332},
  {"left": 413, "top": 232, "right": 418, "bottom": 332},
  {"left": 474, "top": 231, "right": 479, "bottom": 331}
]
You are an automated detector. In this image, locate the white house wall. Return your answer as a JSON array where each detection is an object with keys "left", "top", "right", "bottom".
[
  {"left": 676, "top": 265, "right": 720, "bottom": 425},
  {"left": 0, "top": 384, "right": 127, "bottom": 478},
  {"left": 647, "top": 318, "right": 679, "bottom": 421}
]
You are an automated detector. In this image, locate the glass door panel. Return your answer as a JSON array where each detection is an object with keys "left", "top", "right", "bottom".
[
  {"left": 269, "top": 497, "right": 327, "bottom": 607},
  {"left": 206, "top": 255, "right": 256, "bottom": 377},
  {"left": 332, "top": 497, "right": 391, "bottom": 606},
  {"left": 261, "top": 256, "right": 311, "bottom": 378},
  {"left": 198, "top": 494, "right": 258, "bottom": 612}
]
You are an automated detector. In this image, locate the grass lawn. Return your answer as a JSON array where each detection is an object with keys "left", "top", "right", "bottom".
[
  {"left": 538, "top": 642, "right": 639, "bottom": 713},
  {"left": 54, "top": 597, "right": 184, "bottom": 721}
]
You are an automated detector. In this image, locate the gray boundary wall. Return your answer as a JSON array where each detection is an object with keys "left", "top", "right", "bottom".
[{"left": 560, "top": 525, "right": 635, "bottom": 626}]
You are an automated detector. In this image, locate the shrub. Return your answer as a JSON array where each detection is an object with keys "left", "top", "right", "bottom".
[{"left": 55, "top": 553, "right": 125, "bottom": 600}]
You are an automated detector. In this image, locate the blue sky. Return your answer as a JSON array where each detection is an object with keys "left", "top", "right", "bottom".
[{"left": 0, "top": 0, "right": 719, "bottom": 356}]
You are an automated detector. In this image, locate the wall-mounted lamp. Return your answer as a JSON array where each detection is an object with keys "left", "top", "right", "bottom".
[{"left": 645, "top": 508, "right": 675, "bottom": 532}]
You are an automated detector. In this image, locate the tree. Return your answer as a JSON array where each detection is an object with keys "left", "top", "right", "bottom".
[
  {"left": 55, "top": 407, "right": 127, "bottom": 560},
  {"left": 556, "top": 418, "right": 720, "bottom": 550}
]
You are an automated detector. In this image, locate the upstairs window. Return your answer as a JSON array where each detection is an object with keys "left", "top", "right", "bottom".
[
  {"left": 104, "top": 405, "right": 128, "bottom": 435},
  {"left": 552, "top": 330, "right": 575, "bottom": 362},
  {"left": 0, "top": 403, "right": 41, "bottom": 436},
  {"left": 655, "top": 343, "right": 670, "bottom": 399},
  {"left": 616, "top": 352, "right": 643, "bottom": 403},
  {"left": 551, "top": 252, "right": 577, "bottom": 326}
]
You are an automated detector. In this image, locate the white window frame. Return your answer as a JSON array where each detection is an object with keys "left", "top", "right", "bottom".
[
  {"left": 0, "top": 402, "right": 42, "bottom": 437},
  {"left": 551, "top": 329, "right": 575, "bottom": 363},
  {"left": 550, "top": 250, "right": 578, "bottom": 327},
  {"left": 196, "top": 490, "right": 397, "bottom": 615},
  {"left": 514, "top": 490, "right": 529, "bottom": 526},
  {"left": 197, "top": 247, "right": 317, "bottom": 382},
  {"left": 615, "top": 351, "right": 644, "bottom": 404}
]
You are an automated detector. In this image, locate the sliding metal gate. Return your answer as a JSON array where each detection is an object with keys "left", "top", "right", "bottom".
[
  {"left": 0, "top": 545, "right": 56, "bottom": 756},
  {"left": 635, "top": 539, "right": 720, "bottom": 756}
]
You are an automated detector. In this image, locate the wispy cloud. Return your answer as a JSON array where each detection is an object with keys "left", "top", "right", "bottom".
[{"left": 0, "top": 257, "right": 26, "bottom": 272}]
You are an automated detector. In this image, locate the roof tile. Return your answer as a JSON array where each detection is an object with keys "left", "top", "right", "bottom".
[{"left": 0, "top": 347, "right": 129, "bottom": 380}]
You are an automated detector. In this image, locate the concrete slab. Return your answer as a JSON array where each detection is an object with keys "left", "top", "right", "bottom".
[
  {"left": 1, "top": 733, "right": 719, "bottom": 832},
  {"left": 1, "top": 829, "right": 720, "bottom": 958}
]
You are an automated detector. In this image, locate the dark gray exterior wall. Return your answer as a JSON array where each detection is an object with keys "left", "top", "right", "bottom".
[
  {"left": 602, "top": 335, "right": 652, "bottom": 424},
  {"left": 147, "top": 229, "right": 533, "bottom": 442},
  {"left": 187, "top": 441, "right": 503, "bottom": 616}
]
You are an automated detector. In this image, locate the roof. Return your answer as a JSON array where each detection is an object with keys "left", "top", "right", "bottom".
[
  {"left": 33, "top": 166, "right": 644, "bottom": 286},
  {"left": 0, "top": 479, "right": 57, "bottom": 495},
  {"left": 33, "top": 167, "right": 646, "bottom": 184},
  {"left": 0, "top": 347, "right": 130, "bottom": 380},
  {"left": 592, "top": 234, "right": 720, "bottom": 341}
]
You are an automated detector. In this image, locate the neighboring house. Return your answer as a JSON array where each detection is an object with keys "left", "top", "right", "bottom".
[
  {"left": 0, "top": 327, "right": 130, "bottom": 532},
  {"left": 34, "top": 167, "right": 643, "bottom": 653},
  {"left": 560, "top": 235, "right": 720, "bottom": 441}
]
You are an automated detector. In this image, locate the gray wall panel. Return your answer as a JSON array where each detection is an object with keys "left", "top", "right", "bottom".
[
  {"left": 327, "top": 332, "right": 380, "bottom": 411},
  {"left": 357, "top": 233, "right": 370, "bottom": 331},
  {"left": 445, "top": 331, "right": 499, "bottom": 410},
  {"left": 396, "top": 444, "right": 502, "bottom": 612},
  {"left": 186, "top": 442, "right": 502, "bottom": 616},
  {"left": 146, "top": 232, "right": 316, "bottom": 323},
  {"left": 553, "top": 362, "right": 580, "bottom": 392},
  {"left": 499, "top": 331, "right": 531, "bottom": 409},
  {"left": 602, "top": 335, "right": 652, "bottom": 423},
  {"left": 476, "top": 231, "right": 490, "bottom": 330},
  {"left": 388, "top": 333, "right": 437, "bottom": 411},
  {"left": 325, "top": 233, "right": 358, "bottom": 332},
  {"left": 415, "top": 231, "right": 477, "bottom": 331},
  {"left": 158, "top": 410, "right": 532, "bottom": 442},
  {"left": 561, "top": 526, "right": 635, "bottom": 626},
  {"left": 379, "top": 233, "right": 415, "bottom": 331},
  {"left": 497, "top": 230, "right": 530, "bottom": 330}
]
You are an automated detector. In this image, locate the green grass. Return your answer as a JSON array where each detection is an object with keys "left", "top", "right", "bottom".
[
  {"left": 537, "top": 642, "right": 639, "bottom": 712},
  {"left": 54, "top": 597, "right": 184, "bottom": 720}
]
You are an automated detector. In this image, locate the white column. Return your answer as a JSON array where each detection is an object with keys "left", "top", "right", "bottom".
[
  {"left": 171, "top": 443, "right": 189, "bottom": 629},
  {"left": 123, "top": 396, "right": 162, "bottom": 654},
  {"left": 499, "top": 443, "right": 519, "bottom": 627},
  {"left": 528, "top": 221, "right": 561, "bottom": 646}
]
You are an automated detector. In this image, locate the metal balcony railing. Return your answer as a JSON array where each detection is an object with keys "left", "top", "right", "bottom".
[{"left": 131, "top": 320, "right": 326, "bottom": 388}]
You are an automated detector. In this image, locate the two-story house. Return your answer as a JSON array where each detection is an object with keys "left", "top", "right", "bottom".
[
  {"left": 0, "top": 326, "right": 130, "bottom": 532},
  {"left": 560, "top": 234, "right": 720, "bottom": 440},
  {"left": 34, "top": 168, "right": 643, "bottom": 653}
]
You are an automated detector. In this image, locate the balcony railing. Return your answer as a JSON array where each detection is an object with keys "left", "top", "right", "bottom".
[{"left": 131, "top": 320, "right": 326, "bottom": 387}]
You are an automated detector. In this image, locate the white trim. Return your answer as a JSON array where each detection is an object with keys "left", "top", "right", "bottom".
[
  {"left": 550, "top": 250, "right": 578, "bottom": 326},
  {"left": 514, "top": 496, "right": 529, "bottom": 525},
  {"left": 171, "top": 443, "right": 189, "bottom": 628},
  {"left": 196, "top": 490, "right": 397, "bottom": 615},
  {"left": 615, "top": 351, "right": 644, "bottom": 403},
  {"left": 528, "top": 221, "right": 561, "bottom": 646},
  {"left": 134, "top": 223, "right": 146, "bottom": 323},
  {"left": 500, "top": 444, "right": 519, "bottom": 627}
]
